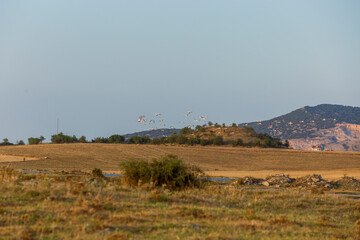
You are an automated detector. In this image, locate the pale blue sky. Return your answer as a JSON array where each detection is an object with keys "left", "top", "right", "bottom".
[{"left": 0, "top": 1, "right": 359, "bottom": 142}]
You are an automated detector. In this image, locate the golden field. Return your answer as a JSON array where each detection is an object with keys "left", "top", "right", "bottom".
[
  {"left": 1, "top": 144, "right": 360, "bottom": 239},
  {"left": 1, "top": 169, "right": 360, "bottom": 239},
  {"left": 0, "top": 144, "right": 360, "bottom": 179}
]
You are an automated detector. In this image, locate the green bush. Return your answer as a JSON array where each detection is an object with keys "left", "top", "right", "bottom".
[
  {"left": 119, "top": 159, "right": 152, "bottom": 186},
  {"left": 93, "top": 137, "right": 108, "bottom": 143},
  {"left": 28, "top": 137, "right": 41, "bottom": 145},
  {"left": 78, "top": 136, "right": 87, "bottom": 143},
  {"left": 119, "top": 154, "right": 201, "bottom": 190},
  {"left": 108, "top": 135, "right": 125, "bottom": 143},
  {"left": 51, "top": 133, "right": 78, "bottom": 144},
  {"left": 180, "top": 127, "right": 193, "bottom": 135}
]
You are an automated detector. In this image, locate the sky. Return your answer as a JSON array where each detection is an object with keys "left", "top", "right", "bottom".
[{"left": 0, "top": 1, "right": 359, "bottom": 143}]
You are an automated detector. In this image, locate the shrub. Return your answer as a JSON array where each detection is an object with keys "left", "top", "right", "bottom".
[
  {"left": 168, "top": 132, "right": 178, "bottom": 144},
  {"left": 200, "top": 139, "right": 210, "bottom": 146},
  {"left": 195, "top": 125, "right": 206, "bottom": 132},
  {"left": 108, "top": 135, "right": 125, "bottom": 144},
  {"left": 28, "top": 137, "right": 41, "bottom": 145},
  {"left": 176, "top": 135, "right": 188, "bottom": 145},
  {"left": 119, "top": 159, "right": 151, "bottom": 186},
  {"left": 119, "top": 154, "right": 200, "bottom": 190},
  {"left": 0, "top": 138, "right": 14, "bottom": 146},
  {"left": 152, "top": 138, "right": 161, "bottom": 145},
  {"left": 212, "top": 136, "right": 223, "bottom": 146},
  {"left": 93, "top": 137, "right": 108, "bottom": 143},
  {"left": 180, "top": 127, "right": 193, "bottom": 135},
  {"left": 126, "top": 136, "right": 151, "bottom": 144},
  {"left": 91, "top": 168, "right": 104, "bottom": 178},
  {"left": 79, "top": 136, "right": 87, "bottom": 143},
  {"left": 51, "top": 133, "right": 78, "bottom": 144}
]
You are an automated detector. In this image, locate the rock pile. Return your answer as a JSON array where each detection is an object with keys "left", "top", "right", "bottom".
[
  {"left": 235, "top": 174, "right": 338, "bottom": 189},
  {"left": 262, "top": 174, "right": 295, "bottom": 187},
  {"left": 335, "top": 177, "right": 360, "bottom": 191},
  {"left": 291, "top": 175, "right": 334, "bottom": 189},
  {"left": 236, "top": 176, "right": 263, "bottom": 186}
]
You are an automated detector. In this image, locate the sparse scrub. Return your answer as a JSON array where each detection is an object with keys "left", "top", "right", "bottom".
[{"left": 0, "top": 170, "right": 359, "bottom": 239}]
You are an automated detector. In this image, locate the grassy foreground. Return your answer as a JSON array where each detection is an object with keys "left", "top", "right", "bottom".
[{"left": 1, "top": 169, "right": 360, "bottom": 239}]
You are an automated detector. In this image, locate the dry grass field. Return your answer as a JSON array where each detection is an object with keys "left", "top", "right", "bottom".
[
  {"left": 1, "top": 145, "right": 360, "bottom": 239},
  {"left": 0, "top": 144, "right": 360, "bottom": 179},
  {"left": 1, "top": 169, "right": 360, "bottom": 239}
]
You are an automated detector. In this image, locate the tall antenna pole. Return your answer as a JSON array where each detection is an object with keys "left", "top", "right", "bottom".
[{"left": 57, "top": 118, "right": 59, "bottom": 134}]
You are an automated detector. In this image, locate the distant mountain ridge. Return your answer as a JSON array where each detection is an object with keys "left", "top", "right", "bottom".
[
  {"left": 239, "top": 104, "right": 360, "bottom": 151},
  {"left": 123, "top": 128, "right": 180, "bottom": 140},
  {"left": 239, "top": 104, "right": 360, "bottom": 140}
]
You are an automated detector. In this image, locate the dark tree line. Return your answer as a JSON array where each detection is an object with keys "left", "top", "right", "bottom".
[{"left": 8, "top": 126, "right": 289, "bottom": 149}]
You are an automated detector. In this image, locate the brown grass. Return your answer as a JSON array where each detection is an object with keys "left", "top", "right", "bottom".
[
  {"left": 0, "top": 169, "right": 359, "bottom": 239},
  {"left": 0, "top": 144, "right": 359, "bottom": 178}
]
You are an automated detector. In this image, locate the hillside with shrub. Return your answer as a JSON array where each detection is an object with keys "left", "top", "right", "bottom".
[{"left": 162, "top": 125, "right": 288, "bottom": 148}]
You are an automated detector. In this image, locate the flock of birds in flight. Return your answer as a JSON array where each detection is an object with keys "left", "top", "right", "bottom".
[{"left": 137, "top": 111, "right": 209, "bottom": 131}]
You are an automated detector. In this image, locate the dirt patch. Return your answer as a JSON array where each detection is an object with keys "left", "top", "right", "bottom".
[{"left": 0, "top": 155, "right": 40, "bottom": 163}]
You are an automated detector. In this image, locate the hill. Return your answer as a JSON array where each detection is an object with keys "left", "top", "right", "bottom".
[
  {"left": 123, "top": 128, "right": 180, "bottom": 140},
  {"left": 239, "top": 104, "right": 360, "bottom": 151},
  {"left": 180, "top": 125, "right": 286, "bottom": 147}
]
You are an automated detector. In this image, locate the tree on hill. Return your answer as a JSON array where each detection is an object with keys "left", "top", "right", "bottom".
[
  {"left": 51, "top": 133, "right": 78, "bottom": 144},
  {"left": 180, "top": 127, "right": 193, "bottom": 135},
  {"left": 93, "top": 137, "right": 108, "bottom": 143},
  {"left": 78, "top": 136, "right": 87, "bottom": 143},
  {"left": 108, "top": 135, "right": 125, "bottom": 144},
  {"left": 28, "top": 137, "right": 41, "bottom": 145},
  {"left": 0, "top": 138, "right": 13, "bottom": 146}
]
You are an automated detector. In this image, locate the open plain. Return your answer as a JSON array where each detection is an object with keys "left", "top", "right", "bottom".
[
  {"left": 1, "top": 144, "right": 360, "bottom": 239},
  {"left": 0, "top": 144, "right": 360, "bottom": 179}
]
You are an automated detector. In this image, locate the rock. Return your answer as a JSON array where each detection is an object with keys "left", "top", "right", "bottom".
[
  {"left": 264, "top": 174, "right": 295, "bottom": 187},
  {"left": 262, "top": 181, "right": 270, "bottom": 186}
]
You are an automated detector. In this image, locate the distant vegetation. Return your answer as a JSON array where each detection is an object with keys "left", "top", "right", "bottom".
[
  {"left": 0, "top": 138, "right": 14, "bottom": 146},
  {"left": 28, "top": 136, "right": 45, "bottom": 145},
  {"left": 18, "top": 125, "right": 288, "bottom": 149}
]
